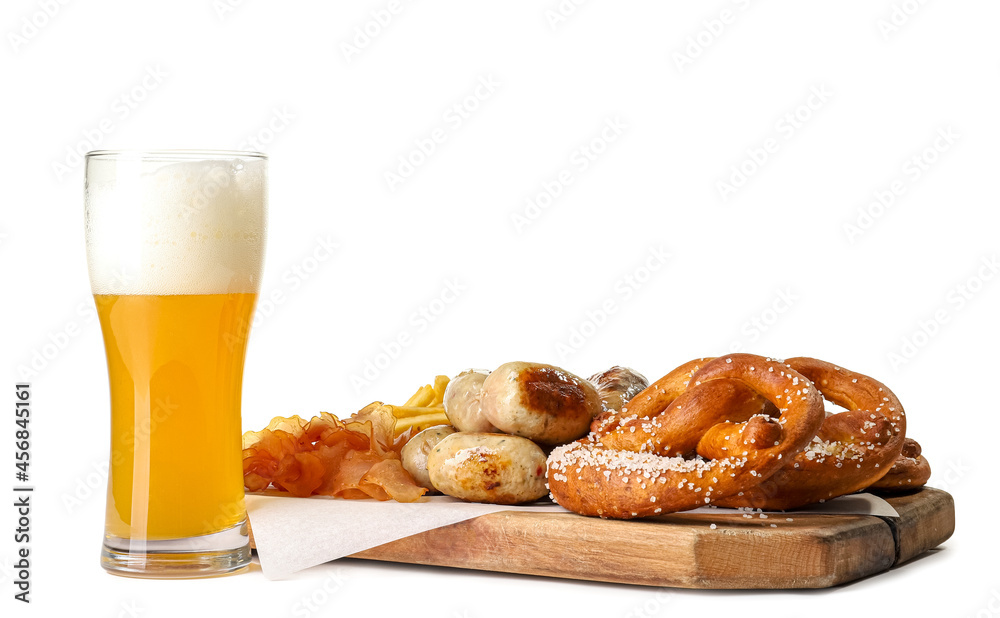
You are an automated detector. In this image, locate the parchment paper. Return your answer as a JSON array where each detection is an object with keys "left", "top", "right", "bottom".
[{"left": 245, "top": 491, "right": 898, "bottom": 579}]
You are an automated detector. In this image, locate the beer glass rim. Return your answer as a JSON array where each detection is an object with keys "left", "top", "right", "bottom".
[{"left": 86, "top": 149, "right": 267, "bottom": 161}]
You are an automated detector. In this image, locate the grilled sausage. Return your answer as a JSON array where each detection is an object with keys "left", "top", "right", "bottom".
[
  {"left": 480, "top": 361, "right": 602, "bottom": 445},
  {"left": 427, "top": 432, "right": 547, "bottom": 504}
]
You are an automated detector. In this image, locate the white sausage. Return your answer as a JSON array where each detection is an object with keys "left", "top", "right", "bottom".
[
  {"left": 443, "top": 369, "right": 497, "bottom": 433},
  {"left": 480, "top": 361, "right": 602, "bottom": 445},
  {"left": 401, "top": 425, "right": 457, "bottom": 492},
  {"left": 427, "top": 432, "right": 548, "bottom": 504}
]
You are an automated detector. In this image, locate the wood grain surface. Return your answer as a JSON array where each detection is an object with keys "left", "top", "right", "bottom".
[{"left": 248, "top": 487, "right": 953, "bottom": 589}]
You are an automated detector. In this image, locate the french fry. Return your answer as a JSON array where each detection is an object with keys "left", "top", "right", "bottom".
[
  {"left": 393, "top": 411, "right": 449, "bottom": 435},
  {"left": 404, "top": 385, "right": 435, "bottom": 408},
  {"left": 393, "top": 412, "right": 447, "bottom": 428},
  {"left": 431, "top": 375, "right": 449, "bottom": 405},
  {"left": 384, "top": 405, "right": 446, "bottom": 418},
  {"left": 391, "top": 375, "right": 453, "bottom": 437}
]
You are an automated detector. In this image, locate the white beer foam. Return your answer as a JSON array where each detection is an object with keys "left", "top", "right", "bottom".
[{"left": 86, "top": 155, "right": 267, "bottom": 295}]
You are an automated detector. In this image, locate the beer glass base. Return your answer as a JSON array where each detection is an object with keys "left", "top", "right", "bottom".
[{"left": 101, "top": 519, "right": 252, "bottom": 578}]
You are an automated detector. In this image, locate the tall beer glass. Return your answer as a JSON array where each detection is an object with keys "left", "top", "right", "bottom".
[{"left": 85, "top": 150, "right": 267, "bottom": 577}]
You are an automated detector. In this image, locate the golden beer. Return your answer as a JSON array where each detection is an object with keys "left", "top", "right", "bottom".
[
  {"left": 86, "top": 150, "right": 266, "bottom": 577},
  {"left": 96, "top": 293, "right": 256, "bottom": 540}
]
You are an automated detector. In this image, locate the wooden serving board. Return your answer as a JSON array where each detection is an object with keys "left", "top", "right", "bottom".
[{"left": 248, "top": 487, "right": 953, "bottom": 589}]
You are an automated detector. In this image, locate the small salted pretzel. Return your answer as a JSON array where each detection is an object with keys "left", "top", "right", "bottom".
[
  {"left": 711, "top": 357, "right": 907, "bottom": 510},
  {"left": 866, "top": 438, "right": 931, "bottom": 492},
  {"left": 547, "top": 354, "right": 825, "bottom": 519}
]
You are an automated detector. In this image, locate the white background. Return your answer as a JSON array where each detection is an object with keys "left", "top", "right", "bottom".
[{"left": 2, "top": 0, "right": 997, "bottom": 615}]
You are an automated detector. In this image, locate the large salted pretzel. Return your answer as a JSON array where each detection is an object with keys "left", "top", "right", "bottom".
[
  {"left": 712, "top": 357, "right": 907, "bottom": 509},
  {"left": 547, "top": 354, "right": 825, "bottom": 518}
]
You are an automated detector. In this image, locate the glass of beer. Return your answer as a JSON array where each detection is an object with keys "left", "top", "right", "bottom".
[{"left": 85, "top": 150, "right": 267, "bottom": 577}]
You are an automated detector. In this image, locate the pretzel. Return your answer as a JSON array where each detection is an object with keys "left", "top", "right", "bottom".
[
  {"left": 590, "top": 357, "right": 777, "bottom": 440},
  {"left": 597, "top": 377, "right": 776, "bottom": 456},
  {"left": 866, "top": 438, "right": 931, "bottom": 492},
  {"left": 711, "top": 357, "right": 907, "bottom": 510},
  {"left": 547, "top": 354, "right": 825, "bottom": 518}
]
